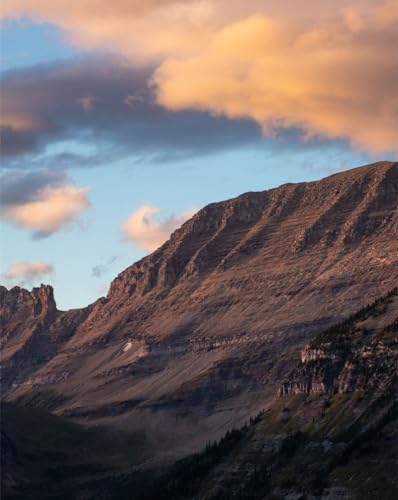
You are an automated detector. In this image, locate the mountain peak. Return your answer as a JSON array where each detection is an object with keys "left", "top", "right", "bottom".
[
  {"left": 326, "top": 159, "right": 396, "bottom": 178},
  {"left": 0, "top": 283, "right": 57, "bottom": 318},
  {"left": 107, "top": 161, "right": 398, "bottom": 306}
]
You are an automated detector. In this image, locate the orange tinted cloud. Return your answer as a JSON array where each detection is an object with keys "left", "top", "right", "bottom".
[
  {"left": 122, "top": 204, "right": 196, "bottom": 252},
  {"left": 1, "top": 0, "right": 217, "bottom": 60},
  {"left": 154, "top": 0, "right": 398, "bottom": 153},
  {"left": 0, "top": 114, "right": 42, "bottom": 130},
  {"left": 0, "top": 171, "right": 90, "bottom": 237},
  {"left": 0, "top": 1, "right": 378, "bottom": 59},
  {"left": 3, "top": 185, "right": 89, "bottom": 235},
  {"left": 2, "top": 0, "right": 396, "bottom": 153}
]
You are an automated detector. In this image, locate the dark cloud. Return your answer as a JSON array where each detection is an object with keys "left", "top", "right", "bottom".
[
  {"left": 0, "top": 56, "right": 264, "bottom": 168},
  {"left": 0, "top": 169, "right": 66, "bottom": 207},
  {"left": 0, "top": 126, "right": 43, "bottom": 156},
  {"left": 0, "top": 55, "right": 350, "bottom": 171}
]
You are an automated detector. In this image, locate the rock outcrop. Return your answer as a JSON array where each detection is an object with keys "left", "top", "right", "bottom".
[
  {"left": 0, "top": 285, "right": 91, "bottom": 396},
  {"left": 280, "top": 288, "right": 398, "bottom": 396}
]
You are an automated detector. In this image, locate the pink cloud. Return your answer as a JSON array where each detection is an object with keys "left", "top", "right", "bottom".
[
  {"left": 4, "top": 261, "right": 54, "bottom": 286},
  {"left": 122, "top": 204, "right": 196, "bottom": 252},
  {"left": 0, "top": 170, "right": 90, "bottom": 238}
]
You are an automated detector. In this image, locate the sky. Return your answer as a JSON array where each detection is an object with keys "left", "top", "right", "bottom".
[{"left": 0, "top": 0, "right": 396, "bottom": 310}]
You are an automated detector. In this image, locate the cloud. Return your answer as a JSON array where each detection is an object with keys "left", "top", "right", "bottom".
[
  {"left": 0, "top": 169, "right": 65, "bottom": 206},
  {"left": 122, "top": 204, "right": 196, "bottom": 252},
  {"left": 0, "top": 169, "right": 90, "bottom": 237},
  {"left": 1, "top": 1, "right": 376, "bottom": 61},
  {"left": 153, "top": 0, "right": 398, "bottom": 153},
  {"left": 91, "top": 256, "right": 118, "bottom": 278},
  {"left": 0, "top": 57, "right": 263, "bottom": 166},
  {"left": 1, "top": 1, "right": 395, "bottom": 159},
  {"left": 3, "top": 261, "right": 54, "bottom": 286},
  {"left": 1, "top": 0, "right": 217, "bottom": 61}
]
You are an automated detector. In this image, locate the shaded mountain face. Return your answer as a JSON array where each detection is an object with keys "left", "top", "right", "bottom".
[
  {"left": 128, "top": 291, "right": 397, "bottom": 500},
  {"left": 3, "top": 289, "right": 397, "bottom": 500},
  {"left": 0, "top": 286, "right": 92, "bottom": 398},
  {"left": 1, "top": 161, "right": 398, "bottom": 464},
  {"left": 1, "top": 402, "right": 149, "bottom": 500}
]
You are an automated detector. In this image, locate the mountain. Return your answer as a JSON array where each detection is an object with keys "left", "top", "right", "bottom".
[
  {"left": 3, "top": 288, "right": 397, "bottom": 499},
  {"left": 137, "top": 288, "right": 397, "bottom": 500},
  {"left": 1, "top": 161, "right": 398, "bottom": 468}
]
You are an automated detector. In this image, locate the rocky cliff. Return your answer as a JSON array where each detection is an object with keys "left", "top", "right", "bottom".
[
  {"left": 0, "top": 285, "right": 91, "bottom": 396},
  {"left": 280, "top": 288, "right": 398, "bottom": 396},
  {"left": 1, "top": 161, "right": 398, "bottom": 464}
]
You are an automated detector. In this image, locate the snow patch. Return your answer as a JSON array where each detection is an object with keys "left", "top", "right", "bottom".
[{"left": 123, "top": 341, "right": 133, "bottom": 352}]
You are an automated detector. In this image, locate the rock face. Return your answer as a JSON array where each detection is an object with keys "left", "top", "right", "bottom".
[
  {"left": 78, "top": 160, "right": 398, "bottom": 347},
  {"left": 0, "top": 285, "right": 57, "bottom": 344},
  {"left": 279, "top": 288, "right": 398, "bottom": 396},
  {"left": 1, "top": 161, "right": 398, "bottom": 462},
  {"left": 0, "top": 285, "right": 91, "bottom": 396}
]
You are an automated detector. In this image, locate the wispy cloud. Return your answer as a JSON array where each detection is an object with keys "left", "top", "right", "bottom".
[
  {"left": 3, "top": 261, "right": 54, "bottom": 287},
  {"left": 91, "top": 256, "right": 118, "bottom": 278},
  {"left": 122, "top": 204, "right": 196, "bottom": 252}
]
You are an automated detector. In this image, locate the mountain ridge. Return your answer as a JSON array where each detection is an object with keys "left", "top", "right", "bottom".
[
  {"left": 2, "top": 160, "right": 396, "bottom": 308},
  {"left": 72, "top": 160, "right": 398, "bottom": 346},
  {"left": 3, "top": 285, "right": 397, "bottom": 499},
  {"left": 1, "top": 160, "right": 398, "bottom": 466}
]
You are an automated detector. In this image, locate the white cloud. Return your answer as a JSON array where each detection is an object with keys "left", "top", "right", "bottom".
[
  {"left": 122, "top": 204, "right": 196, "bottom": 252},
  {"left": 4, "top": 261, "right": 54, "bottom": 286}
]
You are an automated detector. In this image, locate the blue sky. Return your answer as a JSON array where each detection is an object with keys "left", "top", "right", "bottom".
[
  {"left": 0, "top": 19, "right": 77, "bottom": 70},
  {"left": 0, "top": 3, "right": 394, "bottom": 309}
]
